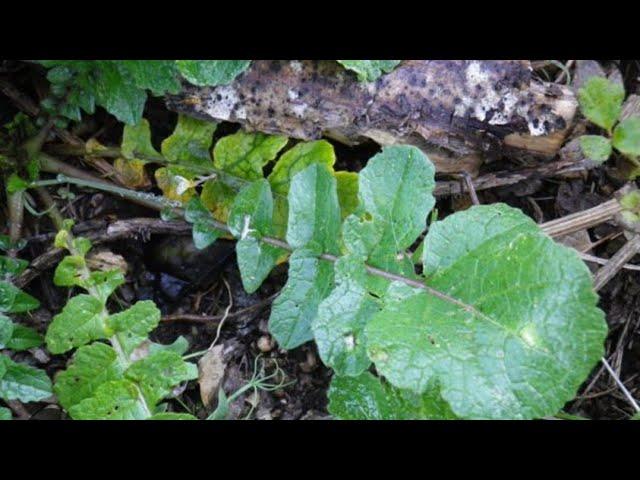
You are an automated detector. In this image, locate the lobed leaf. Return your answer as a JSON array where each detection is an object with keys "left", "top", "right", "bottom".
[
  {"left": 68, "top": 379, "right": 150, "bottom": 420},
  {"left": 109, "top": 300, "right": 161, "bottom": 357},
  {"left": 367, "top": 204, "right": 607, "bottom": 419},
  {"left": 578, "top": 77, "right": 624, "bottom": 132},
  {"left": 612, "top": 116, "right": 640, "bottom": 157},
  {"left": 54, "top": 342, "right": 123, "bottom": 411},
  {"left": 45, "top": 294, "right": 108, "bottom": 354},
  {"left": 125, "top": 350, "right": 198, "bottom": 406}
]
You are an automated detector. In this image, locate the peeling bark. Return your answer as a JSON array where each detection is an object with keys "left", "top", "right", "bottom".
[{"left": 166, "top": 60, "right": 577, "bottom": 174}]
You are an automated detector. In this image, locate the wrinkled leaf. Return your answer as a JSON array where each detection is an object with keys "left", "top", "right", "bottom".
[
  {"left": 578, "top": 76, "right": 624, "bottom": 132},
  {"left": 0, "top": 281, "right": 40, "bottom": 314},
  {"left": 328, "top": 371, "right": 456, "bottom": 420},
  {"left": 54, "top": 342, "right": 123, "bottom": 410},
  {"left": 176, "top": 60, "right": 251, "bottom": 87},
  {"left": 109, "top": 300, "right": 161, "bottom": 357},
  {"left": 0, "top": 314, "right": 13, "bottom": 348},
  {"left": 5, "top": 324, "right": 44, "bottom": 351},
  {"left": 367, "top": 204, "right": 607, "bottom": 419},
  {"left": 0, "top": 355, "right": 52, "bottom": 402},
  {"left": 580, "top": 135, "right": 612, "bottom": 163},
  {"left": 213, "top": 131, "right": 288, "bottom": 181},
  {"left": 126, "top": 350, "right": 197, "bottom": 406},
  {"left": 45, "top": 294, "right": 108, "bottom": 354},
  {"left": 69, "top": 379, "right": 149, "bottom": 420},
  {"left": 269, "top": 249, "right": 335, "bottom": 349}
]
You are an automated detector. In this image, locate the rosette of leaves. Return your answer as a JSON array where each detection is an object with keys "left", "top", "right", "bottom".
[
  {"left": 578, "top": 77, "right": 640, "bottom": 176},
  {"left": 207, "top": 145, "right": 606, "bottom": 419},
  {"left": 44, "top": 223, "right": 197, "bottom": 420},
  {"left": 38, "top": 60, "right": 252, "bottom": 125},
  {"left": 0, "top": 235, "right": 52, "bottom": 420}
]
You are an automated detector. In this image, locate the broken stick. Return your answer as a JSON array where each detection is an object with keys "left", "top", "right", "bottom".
[{"left": 166, "top": 60, "right": 577, "bottom": 174}]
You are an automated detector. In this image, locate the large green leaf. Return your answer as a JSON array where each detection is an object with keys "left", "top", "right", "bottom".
[
  {"left": 366, "top": 204, "right": 607, "bottom": 419},
  {"left": 312, "top": 256, "right": 379, "bottom": 376},
  {"left": 328, "top": 371, "right": 456, "bottom": 420},
  {"left": 54, "top": 342, "right": 123, "bottom": 411},
  {"left": 578, "top": 77, "right": 624, "bottom": 132},
  {"left": 0, "top": 407, "right": 11, "bottom": 420},
  {"left": 269, "top": 250, "right": 335, "bottom": 349},
  {"left": 285, "top": 163, "right": 341, "bottom": 255},
  {"left": 68, "top": 379, "right": 150, "bottom": 420},
  {"left": 176, "top": 60, "right": 251, "bottom": 87},
  {"left": 45, "top": 294, "right": 108, "bottom": 354},
  {"left": 120, "top": 60, "right": 182, "bottom": 96},
  {"left": 337, "top": 60, "right": 401, "bottom": 82},
  {"left": 125, "top": 350, "right": 197, "bottom": 406},
  {"left": 0, "top": 356, "right": 52, "bottom": 402}
]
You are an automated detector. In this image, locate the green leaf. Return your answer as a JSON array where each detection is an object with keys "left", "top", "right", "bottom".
[
  {"left": 286, "top": 163, "right": 342, "bottom": 255},
  {"left": 229, "top": 180, "right": 281, "bottom": 293},
  {"left": 6, "top": 174, "right": 29, "bottom": 194},
  {"left": 328, "top": 371, "right": 456, "bottom": 420},
  {"left": 161, "top": 114, "right": 217, "bottom": 168},
  {"left": 6, "top": 324, "right": 44, "bottom": 351},
  {"left": 0, "top": 281, "right": 40, "bottom": 313},
  {"left": 0, "top": 407, "right": 11, "bottom": 420},
  {"left": 366, "top": 204, "right": 607, "bottom": 419},
  {"left": 0, "top": 314, "right": 13, "bottom": 348},
  {"left": 149, "top": 412, "right": 197, "bottom": 420},
  {"left": 81, "top": 270, "right": 126, "bottom": 304},
  {"left": 53, "top": 255, "right": 86, "bottom": 287},
  {"left": 578, "top": 76, "right": 624, "bottom": 132},
  {"left": 358, "top": 145, "right": 436, "bottom": 256},
  {"left": 149, "top": 336, "right": 190, "bottom": 356},
  {"left": 176, "top": 60, "right": 251, "bottom": 87},
  {"left": 93, "top": 61, "right": 148, "bottom": 125},
  {"left": 612, "top": 117, "right": 640, "bottom": 157},
  {"left": 0, "top": 255, "right": 29, "bottom": 279},
  {"left": 269, "top": 249, "right": 335, "bottom": 349},
  {"left": 109, "top": 300, "right": 161, "bottom": 357},
  {"left": 207, "top": 388, "right": 230, "bottom": 420},
  {"left": 68, "top": 379, "right": 150, "bottom": 420},
  {"left": 580, "top": 135, "right": 612, "bottom": 163},
  {"left": 0, "top": 356, "right": 52, "bottom": 402},
  {"left": 268, "top": 140, "right": 336, "bottom": 196},
  {"left": 54, "top": 342, "right": 123, "bottom": 411},
  {"left": 45, "top": 294, "right": 108, "bottom": 354},
  {"left": 121, "top": 118, "right": 160, "bottom": 160},
  {"left": 125, "top": 350, "right": 198, "bottom": 406},
  {"left": 213, "top": 131, "right": 288, "bottom": 181},
  {"left": 184, "top": 197, "right": 223, "bottom": 249},
  {"left": 119, "top": 60, "right": 182, "bottom": 96},
  {"left": 337, "top": 60, "right": 401, "bottom": 82},
  {"left": 228, "top": 179, "right": 274, "bottom": 238},
  {"left": 312, "top": 256, "right": 379, "bottom": 376}
]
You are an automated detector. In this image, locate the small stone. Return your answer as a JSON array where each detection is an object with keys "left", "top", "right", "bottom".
[{"left": 257, "top": 335, "right": 274, "bottom": 353}]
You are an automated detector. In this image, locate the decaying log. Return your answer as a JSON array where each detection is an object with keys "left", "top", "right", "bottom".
[{"left": 166, "top": 60, "right": 577, "bottom": 174}]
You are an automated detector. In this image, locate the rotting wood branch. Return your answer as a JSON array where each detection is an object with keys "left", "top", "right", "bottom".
[{"left": 166, "top": 60, "right": 577, "bottom": 174}]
